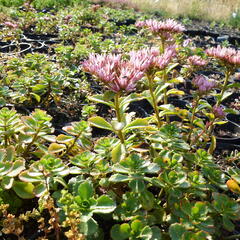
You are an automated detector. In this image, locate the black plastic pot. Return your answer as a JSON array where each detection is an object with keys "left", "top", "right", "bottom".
[
  {"left": 168, "top": 98, "right": 189, "bottom": 109},
  {"left": 128, "top": 99, "right": 152, "bottom": 117},
  {"left": 222, "top": 92, "right": 240, "bottom": 106},
  {"left": 31, "top": 41, "right": 50, "bottom": 54},
  {"left": 0, "top": 42, "right": 31, "bottom": 54},
  {"left": 226, "top": 113, "right": 240, "bottom": 125},
  {"left": 214, "top": 120, "right": 240, "bottom": 145},
  {"left": 23, "top": 33, "right": 58, "bottom": 41}
]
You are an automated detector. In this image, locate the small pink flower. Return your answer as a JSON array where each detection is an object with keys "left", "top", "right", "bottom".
[
  {"left": 213, "top": 105, "right": 225, "bottom": 119},
  {"left": 187, "top": 56, "right": 207, "bottom": 67},
  {"left": 4, "top": 21, "right": 18, "bottom": 29},
  {"left": 206, "top": 45, "right": 240, "bottom": 67},
  {"left": 192, "top": 75, "right": 216, "bottom": 94}
]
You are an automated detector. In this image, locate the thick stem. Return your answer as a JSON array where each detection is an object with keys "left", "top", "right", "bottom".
[
  {"left": 63, "top": 132, "right": 81, "bottom": 156},
  {"left": 4, "top": 118, "right": 8, "bottom": 148},
  {"left": 225, "top": 234, "right": 240, "bottom": 240},
  {"left": 191, "top": 121, "right": 214, "bottom": 147},
  {"left": 114, "top": 92, "right": 125, "bottom": 144},
  {"left": 147, "top": 74, "right": 162, "bottom": 128},
  {"left": 216, "top": 70, "right": 231, "bottom": 106},
  {"left": 23, "top": 128, "right": 41, "bottom": 157},
  {"left": 162, "top": 70, "right": 170, "bottom": 123},
  {"left": 160, "top": 36, "right": 165, "bottom": 54},
  {"left": 187, "top": 96, "right": 200, "bottom": 143}
]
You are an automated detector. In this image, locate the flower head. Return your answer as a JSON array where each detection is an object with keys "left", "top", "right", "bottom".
[
  {"left": 156, "top": 45, "right": 176, "bottom": 69},
  {"left": 4, "top": 21, "right": 18, "bottom": 29},
  {"left": 82, "top": 53, "right": 144, "bottom": 92},
  {"left": 192, "top": 75, "right": 216, "bottom": 94},
  {"left": 64, "top": 15, "right": 72, "bottom": 22},
  {"left": 205, "top": 45, "right": 240, "bottom": 68},
  {"left": 187, "top": 55, "right": 207, "bottom": 67},
  {"left": 129, "top": 45, "right": 176, "bottom": 73},
  {"left": 92, "top": 4, "right": 101, "bottom": 12},
  {"left": 129, "top": 47, "right": 160, "bottom": 72},
  {"left": 212, "top": 105, "right": 225, "bottom": 119},
  {"left": 136, "top": 19, "right": 185, "bottom": 39}
]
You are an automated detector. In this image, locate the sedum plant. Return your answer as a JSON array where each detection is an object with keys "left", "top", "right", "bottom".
[
  {"left": 58, "top": 180, "right": 116, "bottom": 238},
  {"left": 1, "top": 3, "right": 240, "bottom": 239}
]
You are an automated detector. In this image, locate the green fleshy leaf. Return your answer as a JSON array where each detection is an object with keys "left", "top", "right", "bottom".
[
  {"left": 111, "top": 224, "right": 131, "bottom": 240},
  {"left": 93, "top": 195, "right": 116, "bottom": 213},
  {"left": 150, "top": 226, "right": 162, "bottom": 240},
  {"left": 78, "top": 181, "right": 94, "bottom": 200},
  {"left": 1, "top": 176, "right": 14, "bottom": 189},
  {"left": 88, "top": 93, "right": 114, "bottom": 108},
  {"left": 166, "top": 89, "right": 184, "bottom": 96},
  {"left": 34, "top": 183, "right": 47, "bottom": 197},
  {"left": 41, "top": 135, "right": 56, "bottom": 142},
  {"left": 129, "top": 179, "right": 145, "bottom": 193},
  {"left": 56, "top": 134, "right": 74, "bottom": 143},
  {"left": 13, "top": 181, "right": 35, "bottom": 199},
  {"left": 131, "top": 220, "right": 143, "bottom": 233},
  {"left": 89, "top": 116, "right": 113, "bottom": 131},
  {"left": 48, "top": 143, "right": 66, "bottom": 153},
  {"left": 7, "top": 160, "right": 25, "bottom": 177},
  {"left": 30, "top": 92, "right": 41, "bottom": 102},
  {"left": 140, "top": 190, "right": 155, "bottom": 211},
  {"left": 140, "top": 226, "right": 152, "bottom": 240},
  {"left": 123, "top": 118, "right": 148, "bottom": 132},
  {"left": 109, "top": 174, "right": 130, "bottom": 182},
  {"left": 111, "top": 143, "right": 126, "bottom": 163},
  {"left": 19, "top": 171, "right": 43, "bottom": 183},
  {"left": 0, "top": 162, "right": 12, "bottom": 176},
  {"left": 223, "top": 215, "right": 235, "bottom": 232},
  {"left": 169, "top": 223, "right": 187, "bottom": 240},
  {"left": 79, "top": 217, "right": 98, "bottom": 236}
]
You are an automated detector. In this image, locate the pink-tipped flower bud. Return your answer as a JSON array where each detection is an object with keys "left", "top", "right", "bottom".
[
  {"left": 206, "top": 45, "right": 240, "bottom": 68},
  {"left": 187, "top": 55, "right": 207, "bottom": 67},
  {"left": 4, "top": 21, "right": 18, "bottom": 29},
  {"left": 64, "top": 15, "right": 72, "bottom": 22},
  {"left": 82, "top": 53, "right": 144, "bottom": 93},
  {"left": 135, "top": 18, "right": 185, "bottom": 40},
  {"left": 213, "top": 105, "right": 225, "bottom": 119},
  {"left": 192, "top": 75, "right": 216, "bottom": 94}
]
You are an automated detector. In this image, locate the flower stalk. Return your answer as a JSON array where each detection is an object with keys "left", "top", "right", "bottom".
[
  {"left": 147, "top": 74, "right": 162, "bottom": 128},
  {"left": 188, "top": 95, "right": 200, "bottom": 142},
  {"left": 216, "top": 69, "right": 231, "bottom": 106},
  {"left": 114, "top": 91, "right": 125, "bottom": 144}
]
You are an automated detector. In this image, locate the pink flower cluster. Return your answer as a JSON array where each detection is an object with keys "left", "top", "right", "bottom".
[
  {"left": 64, "top": 15, "right": 72, "bottom": 23},
  {"left": 83, "top": 46, "right": 176, "bottom": 92},
  {"left": 212, "top": 105, "right": 225, "bottom": 119},
  {"left": 129, "top": 45, "right": 176, "bottom": 73},
  {"left": 136, "top": 19, "right": 185, "bottom": 39},
  {"left": 192, "top": 75, "right": 216, "bottom": 94},
  {"left": 187, "top": 55, "right": 207, "bottom": 67},
  {"left": 83, "top": 53, "right": 144, "bottom": 92},
  {"left": 4, "top": 21, "right": 18, "bottom": 29},
  {"left": 206, "top": 45, "right": 240, "bottom": 67}
]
